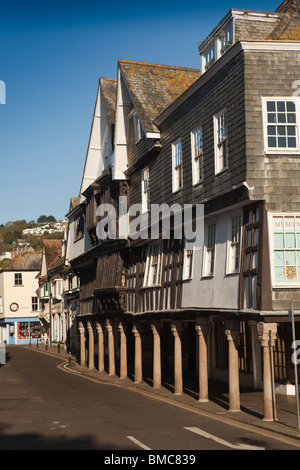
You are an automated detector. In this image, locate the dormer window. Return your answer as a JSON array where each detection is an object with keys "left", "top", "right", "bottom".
[
  {"left": 220, "top": 24, "right": 233, "bottom": 53},
  {"left": 199, "top": 18, "right": 234, "bottom": 74},
  {"left": 205, "top": 44, "right": 215, "bottom": 69}
]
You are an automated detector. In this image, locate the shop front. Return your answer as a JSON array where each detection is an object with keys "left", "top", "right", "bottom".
[{"left": 0, "top": 317, "right": 42, "bottom": 345}]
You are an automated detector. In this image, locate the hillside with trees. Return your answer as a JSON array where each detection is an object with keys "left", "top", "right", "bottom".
[{"left": 0, "top": 216, "right": 64, "bottom": 255}]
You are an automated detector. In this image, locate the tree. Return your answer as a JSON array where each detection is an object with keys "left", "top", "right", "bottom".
[{"left": 37, "top": 215, "right": 57, "bottom": 223}]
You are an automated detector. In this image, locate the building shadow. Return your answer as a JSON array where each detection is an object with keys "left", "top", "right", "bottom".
[{"left": 0, "top": 424, "right": 134, "bottom": 451}]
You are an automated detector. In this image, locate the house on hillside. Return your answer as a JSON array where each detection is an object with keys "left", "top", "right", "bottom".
[
  {"left": 65, "top": 0, "right": 300, "bottom": 422},
  {"left": 0, "top": 252, "right": 42, "bottom": 344}
]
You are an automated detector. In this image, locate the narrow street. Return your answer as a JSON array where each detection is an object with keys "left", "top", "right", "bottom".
[{"left": 0, "top": 346, "right": 300, "bottom": 452}]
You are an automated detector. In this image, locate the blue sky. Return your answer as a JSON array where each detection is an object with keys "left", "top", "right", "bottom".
[{"left": 0, "top": 0, "right": 279, "bottom": 225}]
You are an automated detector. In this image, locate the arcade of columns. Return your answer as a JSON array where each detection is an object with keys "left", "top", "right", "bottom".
[{"left": 78, "top": 317, "right": 278, "bottom": 422}]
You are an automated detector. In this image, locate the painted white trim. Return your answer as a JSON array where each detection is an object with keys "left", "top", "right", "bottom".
[
  {"left": 202, "top": 221, "right": 217, "bottom": 279},
  {"left": 214, "top": 107, "right": 228, "bottom": 175},
  {"left": 183, "top": 245, "right": 194, "bottom": 281},
  {"left": 226, "top": 212, "right": 242, "bottom": 276},
  {"left": 262, "top": 96, "right": 300, "bottom": 155},
  {"left": 172, "top": 138, "right": 183, "bottom": 193},
  {"left": 241, "top": 41, "right": 300, "bottom": 52},
  {"left": 190, "top": 126, "right": 204, "bottom": 186}
]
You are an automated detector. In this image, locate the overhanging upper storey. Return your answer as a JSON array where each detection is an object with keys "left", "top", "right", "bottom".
[{"left": 198, "top": 8, "right": 281, "bottom": 74}]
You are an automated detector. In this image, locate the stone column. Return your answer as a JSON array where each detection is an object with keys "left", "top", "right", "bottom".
[
  {"left": 78, "top": 321, "right": 86, "bottom": 368},
  {"left": 195, "top": 317, "right": 211, "bottom": 403},
  {"left": 96, "top": 321, "right": 104, "bottom": 373},
  {"left": 118, "top": 321, "right": 127, "bottom": 379},
  {"left": 257, "top": 322, "right": 278, "bottom": 422},
  {"left": 106, "top": 319, "right": 115, "bottom": 376},
  {"left": 87, "top": 321, "right": 94, "bottom": 370},
  {"left": 225, "top": 320, "right": 240, "bottom": 412},
  {"left": 151, "top": 321, "right": 162, "bottom": 389},
  {"left": 132, "top": 324, "right": 143, "bottom": 384},
  {"left": 171, "top": 321, "right": 183, "bottom": 395}
]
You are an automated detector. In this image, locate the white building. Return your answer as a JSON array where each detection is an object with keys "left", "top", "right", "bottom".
[{"left": 0, "top": 252, "right": 42, "bottom": 344}]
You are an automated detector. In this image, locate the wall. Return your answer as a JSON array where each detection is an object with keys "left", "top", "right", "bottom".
[
  {"left": 244, "top": 48, "right": 300, "bottom": 311},
  {"left": 1, "top": 271, "right": 39, "bottom": 318},
  {"left": 182, "top": 209, "right": 241, "bottom": 310}
]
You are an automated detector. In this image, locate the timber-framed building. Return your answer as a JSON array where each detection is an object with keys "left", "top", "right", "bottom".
[{"left": 65, "top": 0, "right": 300, "bottom": 421}]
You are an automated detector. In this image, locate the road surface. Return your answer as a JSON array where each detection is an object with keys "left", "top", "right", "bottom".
[{"left": 0, "top": 345, "right": 299, "bottom": 453}]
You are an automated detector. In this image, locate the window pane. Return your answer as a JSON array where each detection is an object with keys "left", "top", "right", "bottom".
[
  {"left": 267, "top": 101, "right": 276, "bottom": 112},
  {"left": 275, "top": 267, "right": 285, "bottom": 283},
  {"left": 287, "top": 127, "right": 296, "bottom": 136},
  {"left": 287, "top": 101, "right": 296, "bottom": 112},
  {"left": 278, "top": 114, "right": 286, "bottom": 123},
  {"left": 278, "top": 137, "right": 287, "bottom": 147},
  {"left": 288, "top": 137, "right": 297, "bottom": 148},
  {"left": 274, "top": 251, "right": 284, "bottom": 266},
  {"left": 274, "top": 233, "right": 284, "bottom": 249},
  {"left": 277, "top": 126, "right": 286, "bottom": 136},
  {"left": 286, "top": 233, "right": 296, "bottom": 248},
  {"left": 288, "top": 113, "right": 296, "bottom": 124},
  {"left": 268, "top": 114, "right": 277, "bottom": 123},
  {"left": 286, "top": 251, "right": 296, "bottom": 266},
  {"left": 277, "top": 101, "right": 286, "bottom": 112},
  {"left": 268, "top": 126, "right": 276, "bottom": 136}
]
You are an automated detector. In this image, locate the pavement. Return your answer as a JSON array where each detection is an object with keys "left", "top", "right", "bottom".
[{"left": 21, "top": 342, "right": 300, "bottom": 444}]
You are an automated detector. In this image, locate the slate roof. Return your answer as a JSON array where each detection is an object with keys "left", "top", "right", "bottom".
[
  {"left": 43, "top": 240, "right": 62, "bottom": 270},
  {"left": 267, "top": 0, "right": 300, "bottom": 39},
  {"left": 118, "top": 60, "right": 200, "bottom": 133},
  {"left": 100, "top": 77, "right": 117, "bottom": 144},
  {"left": 2, "top": 252, "right": 42, "bottom": 271}
]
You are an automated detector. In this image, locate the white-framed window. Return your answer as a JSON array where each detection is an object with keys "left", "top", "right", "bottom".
[
  {"left": 220, "top": 24, "right": 233, "bottom": 53},
  {"left": 269, "top": 213, "right": 300, "bottom": 286},
  {"left": 31, "top": 296, "right": 38, "bottom": 312},
  {"left": 53, "top": 279, "right": 63, "bottom": 298},
  {"left": 191, "top": 127, "right": 204, "bottom": 185},
  {"left": 183, "top": 246, "right": 194, "bottom": 280},
  {"left": 14, "top": 272, "right": 23, "bottom": 286},
  {"left": 141, "top": 166, "right": 150, "bottom": 213},
  {"left": 262, "top": 97, "right": 299, "bottom": 154},
  {"left": 144, "top": 243, "right": 163, "bottom": 287},
  {"left": 134, "top": 114, "right": 143, "bottom": 143},
  {"left": 172, "top": 139, "right": 183, "bottom": 192},
  {"left": 227, "top": 215, "right": 242, "bottom": 274},
  {"left": 205, "top": 44, "right": 215, "bottom": 69},
  {"left": 203, "top": 223, "right": 216, "bottom": 277},
  {"left": 104, "top": 140, "right": 109, "bottom": 169},
  {"left": 200, "top": 21, "right": 234, "bottom": 74},
  {"left": 214, "top": 109, "right": 228, "bottom": 174}
]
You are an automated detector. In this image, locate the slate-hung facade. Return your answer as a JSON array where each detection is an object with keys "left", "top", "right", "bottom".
[{"left": 67, "top": 0, "right": 300, "bottom": 422}]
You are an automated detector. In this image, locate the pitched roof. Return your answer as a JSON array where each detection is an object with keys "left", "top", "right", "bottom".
[
  {"left": 100, "top": 77, "right": 117, "bottom": 144},
  {"left": 267, "top": 0, "right": 300, "bottom": 40},
  {"left": 118, "top": 60, "right": 200, "bottom": 133},
  {"left": 43, "top": 240, "right": 62, "bottom": 270},
  {"left": 3, "top": 252, "right": 42, "bottom": 271},
  {"left": 69, "top": 197, "right": 79, "bottom": 212}
]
